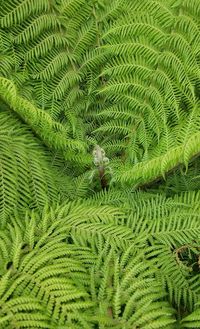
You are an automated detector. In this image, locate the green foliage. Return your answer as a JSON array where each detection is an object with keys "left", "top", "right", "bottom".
[
  {"left": 0, "top": 104, "right": 61, "bottom": 225},
  {"left": 0, "top": 0, "right": 200, "bottom": 328},
  {"left": 0, "top": 192, "right": 200, "bottom": 328},
  {"left": 1, "top": 0, "right": 200, "bottom": 176}
]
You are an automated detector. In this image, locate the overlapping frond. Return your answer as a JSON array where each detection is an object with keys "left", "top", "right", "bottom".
[
  {"left": 0, "top": 106, "right": 60, "bottom": 225},
  {"left": 0, "top": 191, "right": 200, "bottom": 327},
  {"left": 0, "top": 77, "right": 89, "bottom": 166},
  {"left": 0, "top": 200, "right": 171, "bottom": 328},
  {"left": 1, "top": 0, "right": 200, "bottom": 182},
  {"left": 0, "top": 0, "right": 200, "bottom": 327}
]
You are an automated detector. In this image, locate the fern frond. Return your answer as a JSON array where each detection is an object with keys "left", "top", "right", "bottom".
[
  {"left": 0, "top": 108, "right": 60, "bottom": 225},
  {"left": 0, "top": 0, "right": 50, "bottom": 27},
  {"left": 0, "top": 77, "right": 88, "bottom": 161}
]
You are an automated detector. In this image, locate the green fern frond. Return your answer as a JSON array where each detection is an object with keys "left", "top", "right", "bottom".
[
  {"left": 0, "top": 77, "right": 88, "bottom": 160},
  {"left": 181, "top": 303, "right": 200, "bottom": 328},
  {"left": 0, "top": 109, "right": 60, "bottom": 225},
  {"left": 0, "top": 0, "right": 50, "bottom": 28}
]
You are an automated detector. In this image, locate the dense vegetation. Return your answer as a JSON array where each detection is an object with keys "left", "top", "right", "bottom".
[{"left": 0, "top": 0, "right": 200, "bottom": 327}]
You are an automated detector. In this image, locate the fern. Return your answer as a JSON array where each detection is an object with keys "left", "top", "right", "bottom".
[
  {"left": 0, "top": 191, "right": 199, "bottom": 327},
  {"left": 0, "top": 106, "right": 61, "bottom": 225},
  {"left": 0, "top": 0, "right": 200, "bottom": 327},
  {"left": 0, "top": 201, "right": 175, "bottom": 328}
]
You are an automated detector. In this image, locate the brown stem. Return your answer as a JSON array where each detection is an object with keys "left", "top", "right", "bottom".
[
  {"left": 98, "top": 166, "right": 108, "bottom": 190},
  {"left": 107, "top": 306, "right": 113, "bottom": 318}
]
